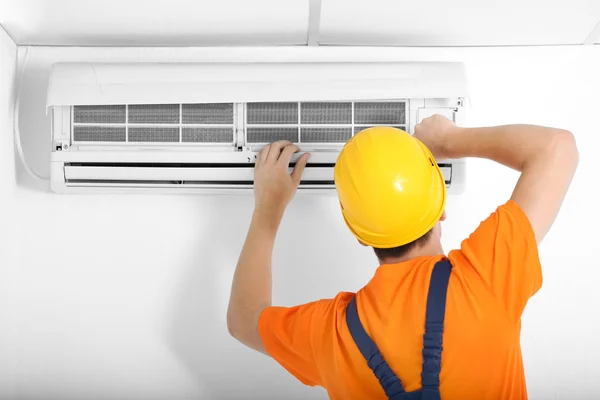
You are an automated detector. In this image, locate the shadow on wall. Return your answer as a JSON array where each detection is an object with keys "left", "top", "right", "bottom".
[
  {"left": 163, "top": 195, "right": 334, "bottom": 400},
  {"left": 14, "top": 47, "right": 53, "bottom": 193}
]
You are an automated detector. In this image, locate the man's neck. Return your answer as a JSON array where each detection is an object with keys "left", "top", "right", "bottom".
[{"left": 379, "top": 243, "right": 445, "bottom": 265}]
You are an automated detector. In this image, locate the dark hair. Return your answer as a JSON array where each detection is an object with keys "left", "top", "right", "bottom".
[{"left": 373, "top": 229, "right": 434, "bottom": 261}]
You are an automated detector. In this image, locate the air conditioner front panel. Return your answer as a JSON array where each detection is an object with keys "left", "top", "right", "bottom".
[
  {"left": 48, "top": 61, "right": 469, "bottom": 195},
  {"left": 47, "top": 62, "right": 468, "bottom": 107}
]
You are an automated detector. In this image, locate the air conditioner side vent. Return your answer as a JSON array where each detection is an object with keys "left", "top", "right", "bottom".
[{"left": 438, "top": 163, "right": 452, "bottom": 186}]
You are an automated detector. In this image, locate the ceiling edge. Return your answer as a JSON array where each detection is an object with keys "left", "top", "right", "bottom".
[
  {"left": 583, "top": 18, "right": 600, "bottom": 45},
  {"left": 307, "top": 0, "right": 322, "bottom": 46},
  {"left": 0, "top": 23, "right": 18, "bottom": 46}
]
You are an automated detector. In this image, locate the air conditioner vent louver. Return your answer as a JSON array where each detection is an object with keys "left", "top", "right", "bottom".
[{"left": 61, "top": 162, "right": 338, "bottom": 190}]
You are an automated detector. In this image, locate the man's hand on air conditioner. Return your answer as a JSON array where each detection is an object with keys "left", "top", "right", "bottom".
[
  {"left": 253, "top": 141, "right": 310, "bottom": 223},
  {"left": 414, "top": 114, "right": 460, "bottom": 160}
]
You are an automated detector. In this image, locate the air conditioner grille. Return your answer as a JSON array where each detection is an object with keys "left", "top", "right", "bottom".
[
  {"left": 182, "top": 104, "right": 233, "bottom": 124},
  {"left": 243, "top": 101, "right": 407, "bottom": 144},
  {"left": 301, "top": 102, "right": 352, "bottom": 124},
  {"left": 301, "top": 128, "right": 352, "bottom": 143},
  {"left": 129, "top": 104, "right": 180, "bottom": 124},
  {"left": 354, "top": 125, "right": 406, "bottom": 135},
  {"left": 73, "top": 126, "right": 126, "bottom": 142},
  {"left": 247, "top": 127, "right": 299, "bottom": 143},
  {"left": 354, "top": 102, "right": 406, "bottom": 125},
  {"left": 129, "top": 127, "right": 179, "bottom": 142},
  {"left": 74, "top": 105, "right": 126, "bottom": 124},
  {"left": 70, "top": 100, "right": 407, "bottom": 145},
  {"left": 183, "top": 127, "right": 234, "bottom": 143},
  {"left": 247, "top": 102, "right": 298, "bottom": 125}
]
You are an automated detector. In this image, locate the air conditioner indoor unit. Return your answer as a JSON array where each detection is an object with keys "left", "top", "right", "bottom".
[{"left": 47, "top": 61, "right": 468, "bottom": 194}]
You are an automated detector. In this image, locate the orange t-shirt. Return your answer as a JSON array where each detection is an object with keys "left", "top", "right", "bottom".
[{"left": 259, "top": 200, "right": 542, "bottom": 400}]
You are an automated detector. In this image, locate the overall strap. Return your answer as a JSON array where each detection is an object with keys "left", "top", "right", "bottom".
[
  {"left": 420, "top": 259, "right": 453, "bottom": 400},
  {"left": 346, "top": 297, "right": 406, "bottom": 398}
]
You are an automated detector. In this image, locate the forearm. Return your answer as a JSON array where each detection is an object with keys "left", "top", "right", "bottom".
[
  {"left": 445, "top": 124, "right": 570, "bottom": 171},
  {"left": 227, "top": 208, "right": 283, "bottom": 353}
]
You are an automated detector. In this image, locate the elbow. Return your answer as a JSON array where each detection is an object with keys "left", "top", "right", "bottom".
[
  {"left": 226, "top": 309, "right": 254, "bottom": 342},
  {"left": 227, "top": 305, "right": 266, "bottom": 349},
  {"left": 227, "top": 305, "right": 268, "bottom": 354},
  {"left": 227, "top": 311, "right": 257, "bottom": 349},
  {"left": 226, "top": 310, "right": 241, "bottom": 340},
  {"left": 553, "top": 129, "right": 577, "bottom": 149},
  {"left": 524, "top": 128, "right": 579, "bottom": 175},
  {"left": 551, "top": 129, "right": 579, "bottom": 168}
]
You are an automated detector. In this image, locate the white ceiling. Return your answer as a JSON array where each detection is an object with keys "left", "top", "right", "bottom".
[
  {"left": 0, "top": 0, "right": 310, "bottom": 46},
  {"left": 1, "top": 0, "right": 600, "bottom": 46},
  {"left": 320, "top": 0, "right": 600, "bottom": 46}
]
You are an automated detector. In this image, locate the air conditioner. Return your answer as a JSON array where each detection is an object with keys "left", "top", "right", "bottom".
[{"left": 47, "top": 62, "right": 468, "bottom": 194}]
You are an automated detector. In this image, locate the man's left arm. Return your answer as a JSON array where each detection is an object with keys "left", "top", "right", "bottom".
[{"left": 226, "top": 140, "right": 310, "bottom": 355}]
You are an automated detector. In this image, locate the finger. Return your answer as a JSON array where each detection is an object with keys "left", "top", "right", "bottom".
[
  {"left": 278, "top": 144, "right": 300, "bottom": 166},
  {"left": 291, "top": 152, "right": 310, "bottom": 185},
  {"left": 266, "top": 140, "right": 293, "bottom": 163},
  {"left": 255, "top": 150, "right": 262, "bottom": 168},
  {"left": 259, "top": 144, "right": 271, "bottom": 164}
]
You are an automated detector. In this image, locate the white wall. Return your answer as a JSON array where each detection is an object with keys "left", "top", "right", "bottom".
[
  {"left": 2, "top": 42, "right": 599, "bottom": 399},
  {"left": 0, "top": 25, "right": 18, "bottom": 400}
]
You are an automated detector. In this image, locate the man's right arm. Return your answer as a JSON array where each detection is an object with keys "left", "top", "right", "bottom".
[
  {"left": 416, "top": 117, "right": 578, "bottom": 319},
  {"left": 417, "top": 116, "right": 579, "bottom": 244}
]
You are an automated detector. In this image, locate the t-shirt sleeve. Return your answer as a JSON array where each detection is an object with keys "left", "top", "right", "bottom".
[
  {"left": 258, "top": 299, "right": 332, "bottom": 387},
  {"left": 457, "top": 199, "right": 543, "bottom": 321}
]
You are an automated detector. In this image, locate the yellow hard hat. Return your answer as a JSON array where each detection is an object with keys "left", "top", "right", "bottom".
[{"left": 334, "top": 126, "right": 446, "bottom": 248}]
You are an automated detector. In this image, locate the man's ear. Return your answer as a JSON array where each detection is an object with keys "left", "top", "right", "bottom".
[{"left": 440, "top": 209, "right": 447, "bottom": 222}]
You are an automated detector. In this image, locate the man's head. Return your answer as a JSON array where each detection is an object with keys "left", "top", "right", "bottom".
[{"left": 334, "top": 127, "right": 447, "bottom": 263}]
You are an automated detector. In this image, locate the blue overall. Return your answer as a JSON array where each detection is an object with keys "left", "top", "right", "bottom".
[{"left": 345, "top": 259, "right": 452, "bottom": 400}]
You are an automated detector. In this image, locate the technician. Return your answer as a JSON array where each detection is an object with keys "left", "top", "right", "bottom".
[{"left": 227, "top": 115, "right": 578, "bottom": 399}]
